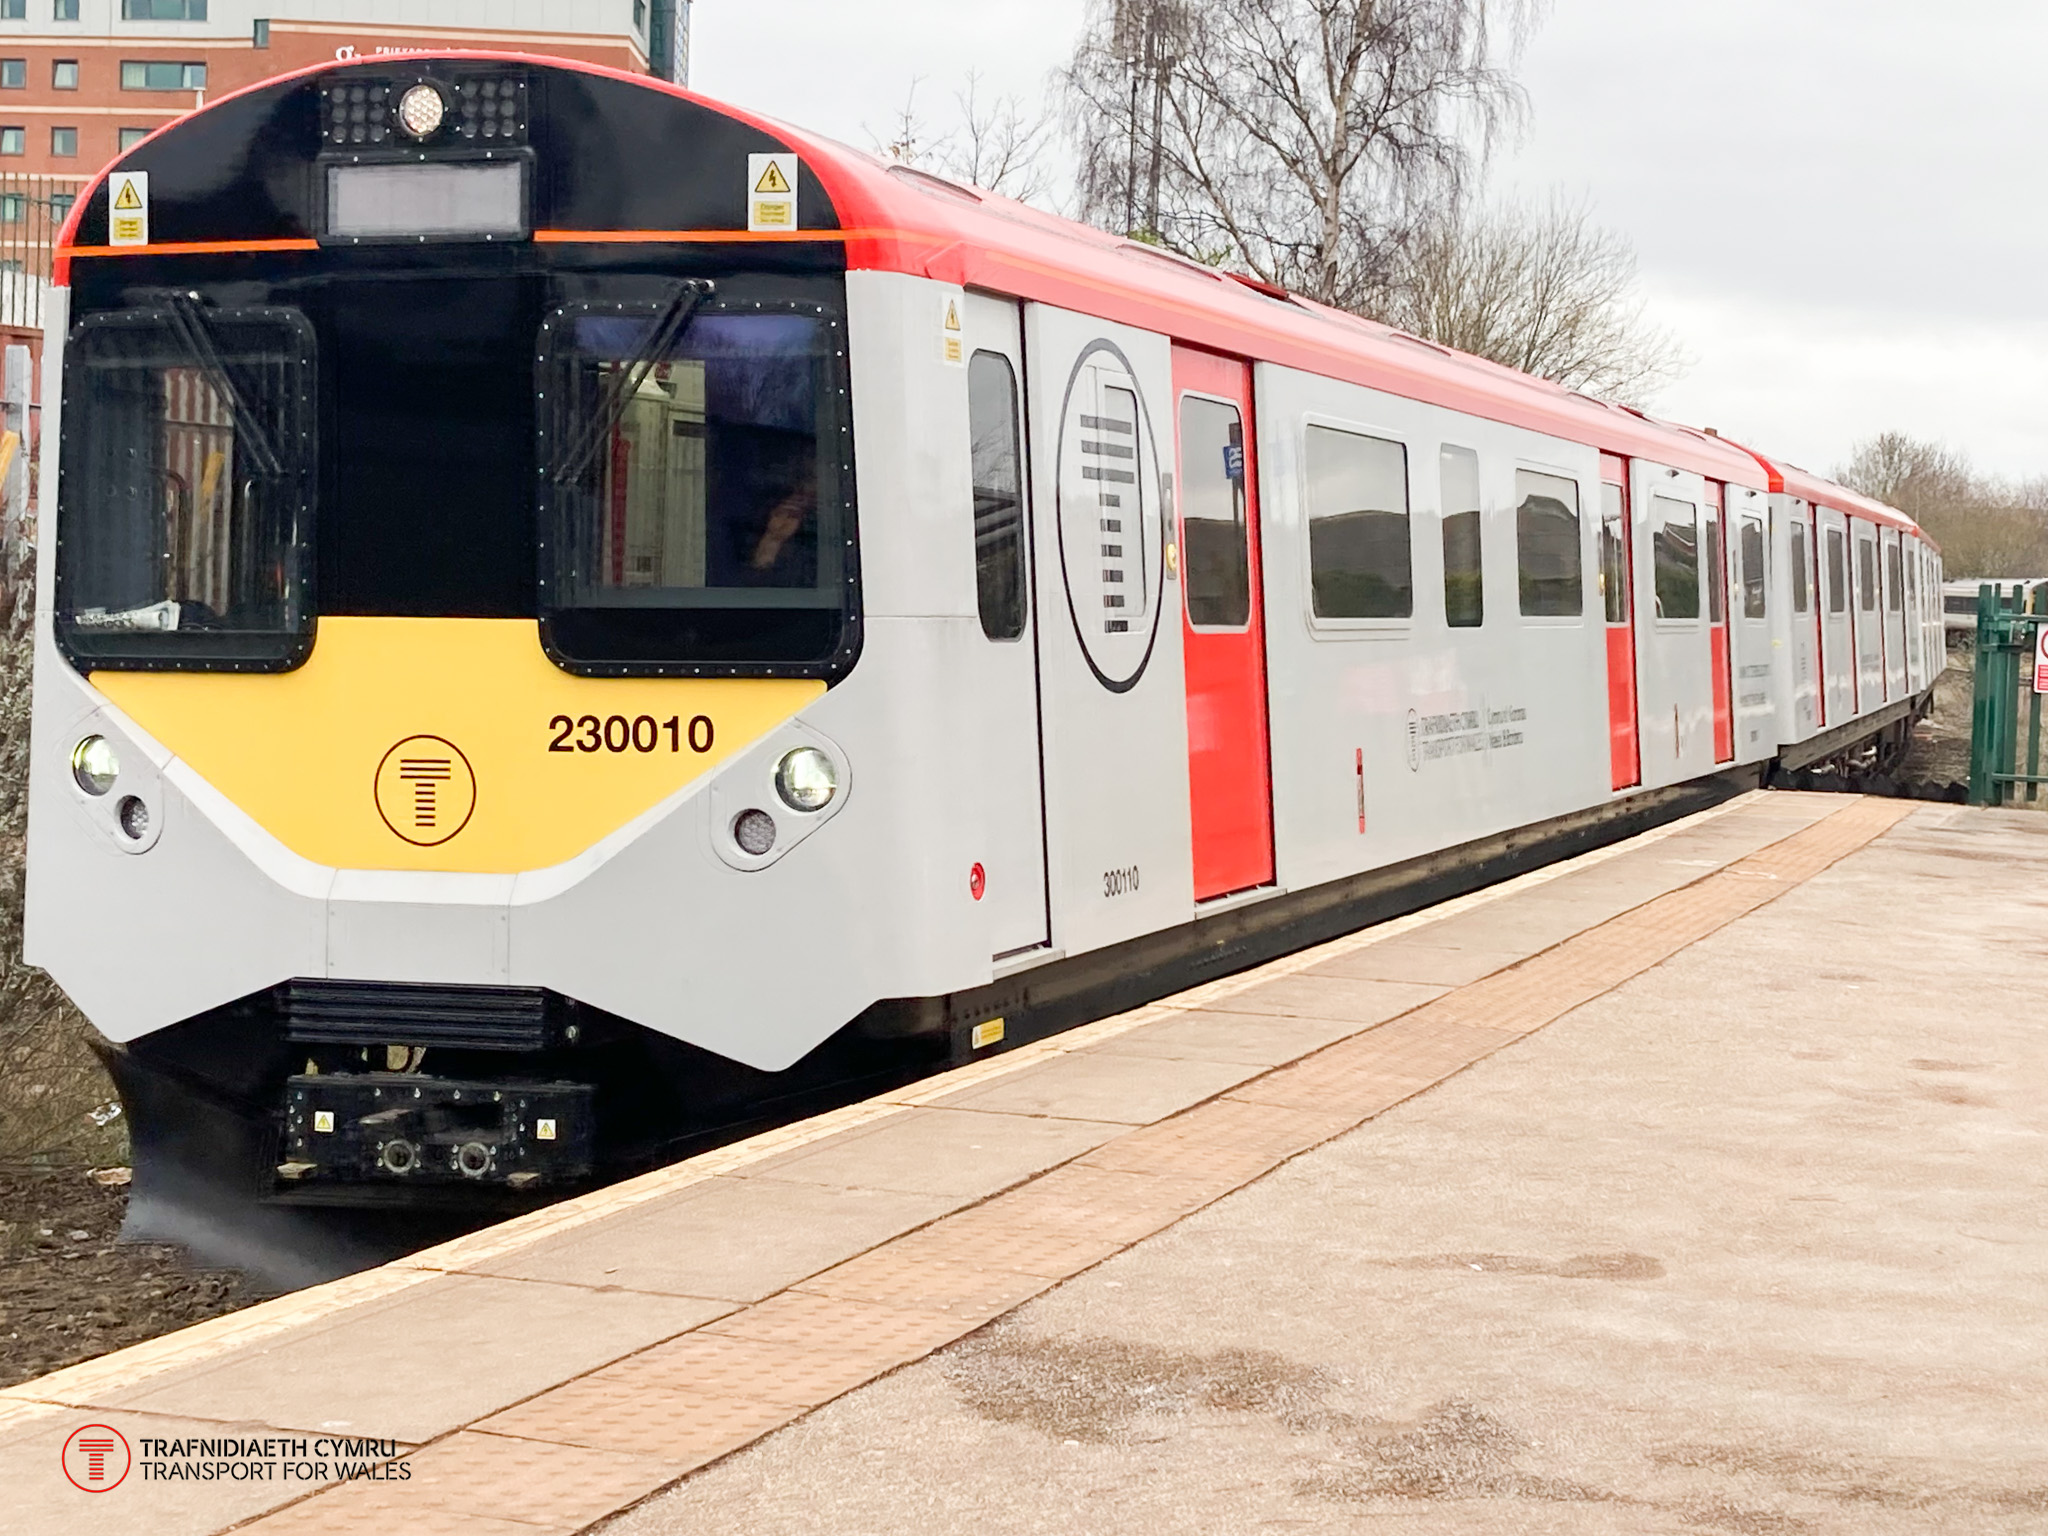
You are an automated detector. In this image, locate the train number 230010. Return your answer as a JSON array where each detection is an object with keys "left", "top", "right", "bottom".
[{"left": 548, "top": 715, "right": 716, "bottom": 756}]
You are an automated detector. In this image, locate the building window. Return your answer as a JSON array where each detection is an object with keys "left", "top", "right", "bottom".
[
  {"left": 634, "top": 0, "right": 648, "bottom": 31},
  {"left": 53, "top": 59, "right": 77, "bottom": 88},
  {"left": 1305, "top": 425, "right": 1412, "bottom": 621},
  {"left": 54, "top": 0, "right": 80, "bottom": 18},
  {"left": 0, "top": 1, "right": 23, "bottom": 20},
  {"left": 118, "top": 126, "right": 148, "bottom": 150},
  {"left": 253, "top": 18, "right": 269, "bottom": 47},
  {"left": 0, "top": 60, "right": 22, "bottom": 89},
  {"left": 50, "top": 189, "right": 73, "bottom": 220},
  {"left": 121, "top": 61, "right": 206, "bottom": 91},
  {"left": 122, "top": 0, "right": 208, "bottom": 18},
  {"left": 1440, "top": 444, "right": 1482, "bottom": 628},
  {"left": 0, "top": 128, "right": 23, "bottom": 156},
  {"left": 1517, "top": 470, "right": 1584, "bottom": 617},
  {"left": 0, "top": 194, "right": 24, "bottom": 223},
  {"left": 50, "top": 125, "right": 75, "bottom": 155}
]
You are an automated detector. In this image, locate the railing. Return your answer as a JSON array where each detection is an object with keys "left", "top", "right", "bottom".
[
  {"left": 1967, "top": 583, "right": 2048, "bottom": 806},
  {"left": 0, "top": 173, "right": 83, "bottom": 332}
]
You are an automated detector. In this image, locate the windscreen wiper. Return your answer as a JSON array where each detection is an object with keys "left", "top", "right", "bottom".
[
  {"left": 158, "top": 291, "right": 286, "bottom": 479},
  {"left": 550, "top": 278, "right": 715, "bottom": 489}
]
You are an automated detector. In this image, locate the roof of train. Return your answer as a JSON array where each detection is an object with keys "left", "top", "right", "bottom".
[
  {"left": 1731, "top": 448, "right": 1933, "bottom": 545},
  {"left": 55, "top": 51, "right": 1930, "bottom": 548}
]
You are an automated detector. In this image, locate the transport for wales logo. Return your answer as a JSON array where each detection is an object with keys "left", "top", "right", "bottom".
[
  {"left": 374, "top": 734, "right": 478, "bottom": 847},
  {"left": 60, "top": 1424, "right": 132, "bottom": 1491}
]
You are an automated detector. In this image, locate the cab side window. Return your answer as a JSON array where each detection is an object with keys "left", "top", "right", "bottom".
[{"left": 968, "top": 351, "right": 1027, "bottom": 641}]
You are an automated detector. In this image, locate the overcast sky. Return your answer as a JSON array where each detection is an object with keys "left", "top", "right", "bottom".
[{"left": 695, "top": 0, "right": 2048, "bottom": 483}]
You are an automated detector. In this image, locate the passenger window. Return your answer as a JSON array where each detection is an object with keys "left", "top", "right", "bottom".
[
  {"left": 1857, "top": 537, "right": 1877, "bottom": 611},
  {"left": 1179, "top": 395, "right": 1250, "bottom": 628},
  {"left": 1885, "top": 544, "right": 1902, "bottom": 613},
  {"left": 1651, "top": 496, "right": 1699, "bottom": 620},
  {"left": 1516, "top": 470, "right": 1582, "bottom": 616},
  {"left": 1598, "top": 482, "right": 1628, "bottom": 625},
  {"left": 1826, "top": 528, "right": 1848, "bottom": 614},
  {"left": 1704, "top": 507, "right": 1727, "bottom": 622},
  {"left": 968, "top": 351, "right": 1028, "bottom": 641},
  {"left": 1789, "top": 519, "right": 1810, "bottom": 614},
  {"left": 1440, "top": 444, "right": 1482, "bottom": 628},
  {"left": 1740, "top": 515, "right": 1767, "bottom": 619},
  {"left": 1305, "top": 425, "right": 1411, "bottom": 620}
]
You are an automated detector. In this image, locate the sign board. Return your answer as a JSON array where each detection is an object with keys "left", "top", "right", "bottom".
[
  {"left": 746, "top": 154, "right": 798, "bottom": 233},
  {"left": 108, "top": 171, "right": 149, "bottom": 247},
  {"left": 2035, "top": 621, "right": 2048, "bottom": 694}
]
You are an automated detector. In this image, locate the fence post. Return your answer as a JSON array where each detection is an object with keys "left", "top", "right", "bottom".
[{"left": 1969, "top": 584, "right": 2000, "bottom": 805}]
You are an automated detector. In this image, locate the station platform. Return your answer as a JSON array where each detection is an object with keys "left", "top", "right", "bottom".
[{"left": 4, "top": 791, "right": 2042, "bottom": 1534}]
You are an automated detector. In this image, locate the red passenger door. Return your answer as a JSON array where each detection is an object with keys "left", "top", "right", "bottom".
[
  {"left": 1599, "top": 457, "right": 1640, "bottom": 789},
  {"left": 1705, "top": 483, "right": 1734, "bottom": 763},
  {"left": 1173, "top": 346, "right": 1274, "bottom": 901}
]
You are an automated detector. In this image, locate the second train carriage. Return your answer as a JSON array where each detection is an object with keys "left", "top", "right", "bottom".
[{"left": 23, "top": 53, "right": 1939, "bottom": 1266}]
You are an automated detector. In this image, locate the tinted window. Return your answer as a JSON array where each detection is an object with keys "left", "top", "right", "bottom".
[
  {"left": 1652, "top": 496, "right": 1699, "bottom": 619},
  {"left": 1705, "top": 507, "right": 1726, "bottom": 622},
  {"left": 55, "top": 306, "right": 316, "bottom": 670},
  {"left": 1885, "top": 543, "right": 1902, "bottom": 612},
  {"left": 1599, "top": 482, "right": 1628, "bottom": 625},
  {"left": 537, "top": 298, "right": 856, "bottom": 673},
  {"left": 1180, "top": 395, "right": 1250, "bottom": 628},
  {"left": 1306, "top": 426, "right": 1410, "bottom": 619},
  {"left": 1857, "top": 536, "right": 1877, "bottom": 611},
  {"left": 1826, "top": 527, "right": 1848, "bottom": 614},
  {"left": 1741, "top": 515, "right": 1767, "bottom": 619},
  {"left": 1440, "top": 444, "right": 1482, "bottom": 628},
  {"left": 1790, "top": 519, "right": 1810, "bottom": 614},
  {"left": 1517, "top": 470, "right": 1582, "bottom": 616},
  {"left": 968, "top": 351, "right": 1027, "bottom": 641}
]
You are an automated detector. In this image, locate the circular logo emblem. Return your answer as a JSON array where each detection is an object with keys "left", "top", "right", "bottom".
[
  {"left": 969, "top": 862, "right": 987, "bottom": 902},
  {"left": 374, "top": 736, "right": 477, "bottom": 847},
  {"left": 1055, "top": 339, "right": 1166, "bottom": 694},
  {"left": 61, "top": 1424, "right": 132, "bottom": 1492}
]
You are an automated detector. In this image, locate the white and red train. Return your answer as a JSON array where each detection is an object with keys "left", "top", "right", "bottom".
[{"left": 24, "top": 54, "right": 1938, "bottom": 1270}]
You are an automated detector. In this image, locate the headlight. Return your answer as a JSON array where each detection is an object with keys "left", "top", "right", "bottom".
[
  {"left": 117, "top": 796, "right": 151, "bottom": 842},
  {"left": 775, "top": 747, "right": 839, "bottom": 813},
  {"left": 732, "top": 809, "right": 777, "bottom": 856},
  {"left": 71, "top": 736, "right": 119, "bottom": 796},
  {"left": 397, "top": 83, "right": 447, "bottom": 140}
]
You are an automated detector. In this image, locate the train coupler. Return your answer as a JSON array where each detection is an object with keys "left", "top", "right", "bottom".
[{"left": 280, "top": 1073, "right": 595, "bottom": 1189}]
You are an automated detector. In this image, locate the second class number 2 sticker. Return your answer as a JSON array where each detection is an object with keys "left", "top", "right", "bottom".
[{"left": 748, "top": 154, "right": 799, "bottom": 233}]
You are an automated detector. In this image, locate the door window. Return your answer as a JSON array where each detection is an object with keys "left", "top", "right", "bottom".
[
  {"left": 968, "top": 351, "right": 1028, "bottom": 641},
  {"left": 1826, "top": 528, "right": 1848, "bottom": 614},
  {"left": 1857, "top": 537, "right": 1878, "bottom": 611},
  {"left": 1705, "top": 508, "right": 1727, "bottom": 622},
  {"left": 1790, "top": 520, "right": 1810, "bottom": 613},
  {"left": 1599, "top": 483, "right": 1629, "bottom": 625},
  {"left": 1885, "top": 543, "right": 1903, "bottom": 613},
  {"left": 1440, "top": 445, "right": 1483, "bottom": 628},
  {"left": 1179, "top": 395, "right": 1250, "bottom": 628},
  {"left": 1652, "top": 496, "right": 1699, "bottom": 619},
  {"left": 1740, "top": 515, "right": 1767, "bottom": 618},
  {"left": 1305, "top": 425, "right": 1411, "bottom": 620},
  {"left": 1516, "top": 470, "right": 1582, "bottom": 616}
]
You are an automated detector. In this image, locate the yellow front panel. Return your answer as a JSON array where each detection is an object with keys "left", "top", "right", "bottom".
[{"left": 93, "top": 617, "right": 825, "bottom": 874}]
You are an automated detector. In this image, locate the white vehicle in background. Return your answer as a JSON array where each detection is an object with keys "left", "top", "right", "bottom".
[{"left": 1945, "top": 578, "right": 2048, "bottom": 635}]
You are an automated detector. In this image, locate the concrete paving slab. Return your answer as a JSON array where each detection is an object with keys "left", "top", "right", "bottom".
[
  {"left": 735, "top": 1106, "right": 1127, "bottom": 1198},
  {"left": 107, "top": 1274, "right": 724, "bottom": 1444},
  {"left": 609, "top": 805, "right": 2048, "bottom": 1536},
  {"left": 927, "top": 1049, "right": 1265, "bottom": 1124},
  {"left": 468, "top": 1178, "right": 967, "bottom": 1303},
  {"left": 1306, "top": 941, "right": 1531, "bottom": 987},
  {"left": 1081, "top": 1008, "right": 1370, "bottom": 1066},
  {"left": 1189, "top": 973, "right": 1447, "bottom": 1024}
]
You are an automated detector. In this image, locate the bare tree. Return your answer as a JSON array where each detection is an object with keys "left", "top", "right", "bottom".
[
  {"left": 1380, "top": 193, "right": 1687, "bottom": 405},
  {"left": 870, "top": 74, "right": 1056, "bottom": 206},
  {"left": 1061, "top": 0, "right": 1544, "bottom": 308},
  {"left": 1837, "top": 432, "right": 2048, "bottom": 579}
]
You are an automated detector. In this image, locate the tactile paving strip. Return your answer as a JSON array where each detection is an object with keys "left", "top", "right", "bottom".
[{"left": 45, "top": 796, "right": 1921, "bottom": 1536}]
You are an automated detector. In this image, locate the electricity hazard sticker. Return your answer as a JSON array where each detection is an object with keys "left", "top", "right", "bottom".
[
  {"left": 2035, "top": 623, "right": 2048, "bottom": 693},
  {"left": 747, "top": 154, "right": 798, "bottom": 233},
  {"left": 940, "top": 293, "right": 966, "bottom": 366},
  {"left": 108, "top": 171, "right": 149, "bottom": 247}
]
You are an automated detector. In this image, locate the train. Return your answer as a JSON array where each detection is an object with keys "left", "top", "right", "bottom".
[{"left": 24, "top": 52, "right": 1942, "bottom": 1279}]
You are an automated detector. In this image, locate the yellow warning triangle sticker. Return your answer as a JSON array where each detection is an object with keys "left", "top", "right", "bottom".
[
  {"left": 944, "top": 301, "right": 962, "bottom": 332},
  {"left": 754, "top": 161, "right": 791, "bottom": 195},
  {"left": 113, "top": 178, "right": 144, "bottom": 211}
]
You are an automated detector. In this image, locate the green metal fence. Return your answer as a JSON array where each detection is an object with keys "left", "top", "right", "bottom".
[{"left": 1968, "top": 583, "right": 2048, "bottom": 806}]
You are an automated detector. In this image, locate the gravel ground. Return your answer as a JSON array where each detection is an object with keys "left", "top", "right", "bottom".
[{"left": 0, "top": 1166, "right": 254, "bottom": 1389}]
